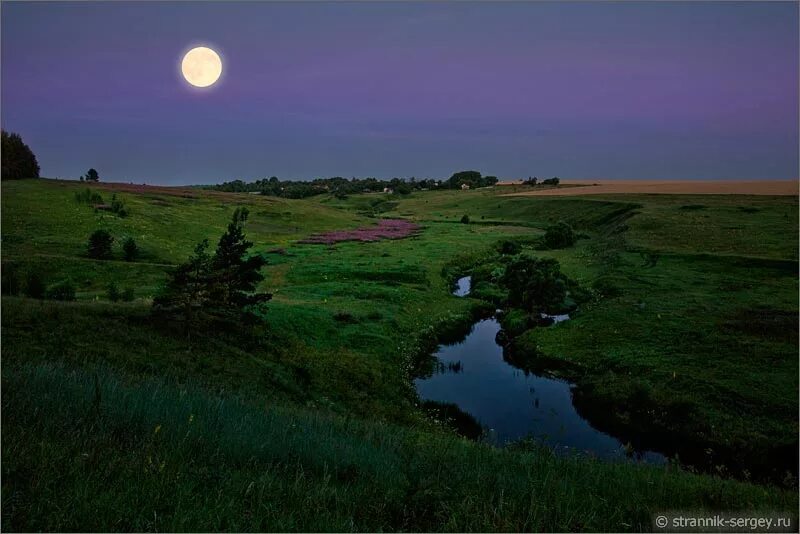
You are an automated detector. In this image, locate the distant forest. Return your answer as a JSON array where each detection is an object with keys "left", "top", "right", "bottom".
[{"left": 202, "top": 171, "right": 500, "bottom": 199}]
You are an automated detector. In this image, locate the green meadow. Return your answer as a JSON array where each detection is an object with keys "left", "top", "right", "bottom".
[{"left": 2, "top": 178, "right": 797, "bottom": 531}]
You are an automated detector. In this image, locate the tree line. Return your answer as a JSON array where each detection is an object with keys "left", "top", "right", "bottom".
[{"left": 204, "top": 171, "right": 502, "bottom": 199}]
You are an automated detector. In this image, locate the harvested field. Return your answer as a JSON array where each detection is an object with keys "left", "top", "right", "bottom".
[{"left": 502, "top": 180, "right": 798, "bottom": 197}]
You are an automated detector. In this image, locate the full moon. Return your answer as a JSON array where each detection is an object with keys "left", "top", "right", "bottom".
[{"left": 181, "top": 46, "right": 222, "bottom": 88}]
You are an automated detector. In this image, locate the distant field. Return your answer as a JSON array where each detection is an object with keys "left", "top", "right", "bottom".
[{"left": 502, "top": 180, "right": 798, "bottom": 196}]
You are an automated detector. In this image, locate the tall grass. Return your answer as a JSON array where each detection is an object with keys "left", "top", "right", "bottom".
[{"left": 3, "top": 363, "right": 795, "bottom": 532}]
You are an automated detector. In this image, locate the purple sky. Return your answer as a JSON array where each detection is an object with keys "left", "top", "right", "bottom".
[{"left": 2, "top": 2, "right": 798, "bottom": 185}]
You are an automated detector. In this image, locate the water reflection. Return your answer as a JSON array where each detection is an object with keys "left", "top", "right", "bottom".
[{"left": 415, "top": 317, "right": 666, "bottom": 463}]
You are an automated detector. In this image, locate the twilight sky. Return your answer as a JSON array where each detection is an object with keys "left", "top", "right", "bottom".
[{"left": 2, "top": 2, "right": 798, "bottom": 185}]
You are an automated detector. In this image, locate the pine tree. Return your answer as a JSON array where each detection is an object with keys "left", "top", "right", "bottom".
[
  {"left": 152, "top": 208, "right": 271, "bottom": 337},
  {"left": 209, "top": 207, "right": 271, "bottom": 313},
  {"left": 153, "top": 240, "right": 213, "bottom": 337}
]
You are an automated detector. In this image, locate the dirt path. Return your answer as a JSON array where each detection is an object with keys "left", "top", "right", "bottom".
[{"left": 501, "top": 180, "right": 798, "bottom": 197}]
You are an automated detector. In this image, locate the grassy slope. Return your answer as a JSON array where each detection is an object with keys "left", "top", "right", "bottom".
[
  {"left": 2, "top": 179, "right": 798, "bottom": 530},
  {"left": 381, "top": 189, "right": 799, "bottom": 476}
]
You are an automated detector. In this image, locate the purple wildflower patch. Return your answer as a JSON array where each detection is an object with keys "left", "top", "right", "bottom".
[{"left": 299, "top": 219, "right": 421, "bottom": 245}]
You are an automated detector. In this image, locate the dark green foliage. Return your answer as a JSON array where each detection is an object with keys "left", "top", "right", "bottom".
[
  {"left": 83, "top": 168, "right": 100, "bottom": 182},
  {"left": 121, "top": 287, "right": 135, "bottom": 302},
  {"left": 74, "top": 188, "right": 104, "bottom": 204},
  {"left": 87, "top": 230, "right": 114, "bottom": 260},
  {"left": 393, "top": 183, "right": 412, "bottom": 195},
  {"left": 45, "top": 280, "right": 76, "bottom": 301},
  {"left": 2, "top": 263, "right": 21, "bottom": 295},
  {"left": 1, "top": 130, "right": 40, "bottom": 180},
  {"left": 107, "top": 282, "right": 121, "bottom": 302},
  {"left": 153, "top": 208, "right": 271, "bottom": 334},
  {"left": 217, "top": 175, "right": 442, "bottom": 198},
  {"left": 209, "top": 207, "right": 270, "bottom": 311},
  {"left": 500, "top": 255, "right": 567, "bottom": 313},
  {"left": 499, "top": 308, "right": 531, "bottom": 337},
  {"left": 122, "top": 237, "right": 138, "bottom": 261},
  {"left": 153, "top": 240, "right": 213, "bottom": 335},
  {"left": 447, "top": 170, "right": 498, "bottom": 189},
  {"left": 541, "top": 177, "right": 560, "bottom": 186},
  {"left": 333, "top": 311, "right": 358, "bottom": 323},
  {"left": 110, "top": 194, "right": 128, "bottom": 217},
  {"left": 543, "top": 221, "right": 576, "bottom": 249},
  {"left": 24, "top": 271, "right": 46, "bottom": 299},
  {"left": 591, "top": 277, "right": 622, "bottom": 298},
  {"left": 460, "top": 214, "right": 470, "bottom": 224},
  {"left": 497, "top": 239, "right": 521, "bottom": 255}
]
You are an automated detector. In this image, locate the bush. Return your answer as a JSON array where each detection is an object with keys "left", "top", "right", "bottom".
[
  {"left": 87, "top": 230, "right": 114, "bottom": 260},
  {"left": 107, "top": 282, "right": 121, "bottom": 302},
  {"left": 121, "top": 287, "right": 135, "bottom": 302},
  {"left": 460, "top": 214, "right": 470, "bottom": 224},
  {"left": 543, "top": 221, "right": 576, "bottom": 249},
  {"left": 110, "top": 194, "right": 128, "bottom": 217},
  {"left": 45, "top": 279, "right": 76, "bottom": 301},
  {"left": 500, "top": 254, "right": 567, "bottom": 313},
  {"left": 499, "top": 308, "right": 531, "bottom": 337},
  {"left": 74, "top": 188, "right": 104, "bottom": 204},
  {"left": 497, "top": 239, "right": 521, "bottom": 255},
  {"left": 394, "top": 183, "right": 412, "bottom": 195},
  {"left": 25, "top": 271, "right": 46, "bottom": 299},
  {"left": 122, "top": 237, "right": 139, "bottom": 262}
]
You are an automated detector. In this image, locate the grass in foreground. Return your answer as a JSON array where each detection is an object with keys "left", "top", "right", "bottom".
[{"left": 3, "top": 362, "right": 795, "bottom": 532}]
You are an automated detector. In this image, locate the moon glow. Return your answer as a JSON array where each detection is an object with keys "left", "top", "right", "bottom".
[{"left": 181, "top": 46, "right": 222, "bottom": 88}]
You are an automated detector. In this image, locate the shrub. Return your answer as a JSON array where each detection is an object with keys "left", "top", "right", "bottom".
[
  {"left": 500, "top": 254, "right": 567, "bottom": 313},
  {"left": 74, "top": 188, "right": 104, "bottom": 204},
  {"left": 110, "top": 194, "right": 128, "bottom": 217},
  {"left": 107, "top": 282, "right": 121, "bottom": 302},
  {"left": 460, "top": 214, "right": 470, "bottom": 224},
  {"left": 499, "top": 308, "right": 531, "bottom": 337},
  {"left": 394, "top": 183, "right": 412, "bottom": 195},
  {"left": 122, "top": 237, "right": 139, "bottom": 262},
  {"left": 25, "top": 271, "right": 46, "bottom": 299},
  {"left": 121, "top": 287, "right": 135, "bottom": 302},
  {"left": 87, "top": 230, "right": 114, "bottom": 260},
  {"left": 543, "top": 221, "right": 576, "bottom": 249},
  {"left": 497, "top": 239, "right": 521, "bottom": 255},
  {"left": 45, "top": 279, "right": 76, "bottom": 301}
]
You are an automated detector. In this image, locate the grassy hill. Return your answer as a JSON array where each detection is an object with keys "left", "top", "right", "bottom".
[{"left": 2, "top": 179, "right": 797, "bottom": 530}]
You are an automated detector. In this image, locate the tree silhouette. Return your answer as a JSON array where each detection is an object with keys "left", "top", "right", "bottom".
[
  {"left": 1, "top": 130, "right": 40, "bottom": 180},
  {"left": 84, "top": 168, "right": 100, "bottom": 182},
  {"left": 153, "top": 208, "right": 271, "bottom": 336}
]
